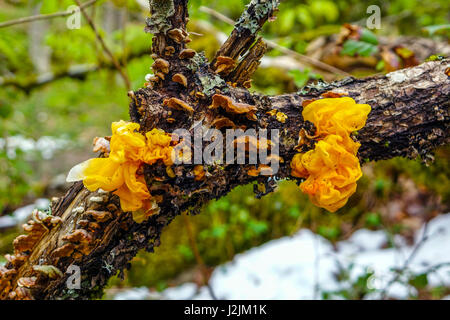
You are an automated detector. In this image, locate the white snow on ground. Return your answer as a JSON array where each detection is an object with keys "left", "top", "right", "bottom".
[
  {"left": 0, "top": 198, "right": 50, "bottom": 229},
  {"left": 0, "top": 135, "right": 70, "bottom": 160},
  {"left": 113, "top": 214, "right": 450, "bottom": 300}
]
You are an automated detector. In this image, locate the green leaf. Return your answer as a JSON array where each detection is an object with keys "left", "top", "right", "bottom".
[
  {"left": 288, "top": 68, "right": 322, "bottom": 88},
  {"left": 365, "top": 212, "right": 381, "bottom": 227},
  {"left": 0, "top": 103, "right": 13, "bottom": 119},
  {"left": 310, "top": 0, "right": 339, "bottom": 23},
  {"left": 360, "top": 28, "right": 379, "bottom": 45},
  {"left": 296, "top": 6, "right": 315, "bottom": 29},
  {"left": 177, "top": 245, "right": 194, "bottom": 261},
  {"left": 409, "top": 273, "right": 428, "bottom": 289},
  {"left": 341, "top": 39, "right": 378, "bottom": 57},
  {"left": 422, "top": 24, "right": 450, "bottom": 36}
]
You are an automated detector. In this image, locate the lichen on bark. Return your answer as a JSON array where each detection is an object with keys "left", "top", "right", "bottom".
[{"left": 145, "top": 0, "right": 175, "bottom": 34}]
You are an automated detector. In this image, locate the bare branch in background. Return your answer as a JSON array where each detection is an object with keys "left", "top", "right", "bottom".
[
  {"left": 201, "top": 6, "right": 351, "bottom": 77},
  {"left": 0, "top": 0, "right": 98, "bottom": 29},
  {"left": 73, "top": 0, "right": 131, "bottom": 91}
]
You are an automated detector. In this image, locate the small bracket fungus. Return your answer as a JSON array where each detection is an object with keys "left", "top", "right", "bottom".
[
  {"left": 172, "top": 73, "right": 188, "bottom": 87},
  {"left": 17, "top": 277, "right": 37, "bottom": 289},
  {"left": 32, "top": 265, "right": 63, "bottom": 279},
  {"left": 152, "top": 58, "right": 170, "bottom": 74},
  {"left": 209, "top": 94, "right": 257, "bottom": 121},
  {"left": 211, "top": 116, "right": 238, "bottom": 130},
  {"left": 163, "top": 97, "right": 194, "bottom": 113},
  {"left": 167, "top": 28, "right": 189, "bottom": 43},
  {"left": 179, "top": 48, "right": 196, "bottom": 59},
  {"left": 214, "top": 56, "right": 236, "bottom": 75},
  {"left": 193, "top": 165, "right": 206, "bottom": 181},
  {"left": 86, "top": 210, "right": 113, "bottom": 223},
  {"left": 164, "top": 46, "right": 175, "bottom": 56},
  {"left": 247, "top": 164, "right": 273, "bottom": 176},
  {"left": 52, "top": 243, "right": 75, "bottom": 258},
  {"left": 290, "top": 97, "right": 371, "bottom": 212}
]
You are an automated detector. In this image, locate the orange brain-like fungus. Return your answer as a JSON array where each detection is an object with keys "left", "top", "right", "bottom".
[
  {"left": 67, "top": 121, "right": 174, "bottom": 219},
  {"left": 291, "top": 97, "right": 371, "bottom": 212}
]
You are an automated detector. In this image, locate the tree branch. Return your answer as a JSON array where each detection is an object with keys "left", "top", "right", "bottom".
[
  {"left": 0, "top": 48, "right": 149, "bottom": 93},
  {"left": 202, "top": 5, "right": 351, "bottom": 77},
  {"left": 0, "top": 0, "right": 98, "bottom": 29},
  {"left": 1, "top": 58, "right": 448, "bottom": 300},
  {"left": 74, "top": 0, "right": 131, "bottom": 91},
  {"left": 0, "top": 0, "right": 448, "bottom": 300}
]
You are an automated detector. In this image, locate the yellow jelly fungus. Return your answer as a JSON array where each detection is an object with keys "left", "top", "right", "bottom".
[
  {"left": 67, "top": 121, "right": 174, "bottom": 219},
  {"left": 276, "top": 112, "right": 288, "bottom": 123},
  {"left": 291, "top": 97, "right": 371, "bottom": 212}
]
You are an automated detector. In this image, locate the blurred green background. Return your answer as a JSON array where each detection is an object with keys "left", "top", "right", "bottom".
[{"left": 0, "top": 0, "right": 449, "bottom": 299}]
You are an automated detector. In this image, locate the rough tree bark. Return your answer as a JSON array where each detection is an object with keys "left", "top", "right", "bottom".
[{"left": 0, "top": 0, "right": 449, "bottom": 300}]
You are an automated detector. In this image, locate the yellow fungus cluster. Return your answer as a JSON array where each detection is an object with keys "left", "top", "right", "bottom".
[
  {"left": 67, "top": 120, "right": 174, "bottom": 217},
  {"left": 291, "top": 97, "right": 371, "bottom": 212}
]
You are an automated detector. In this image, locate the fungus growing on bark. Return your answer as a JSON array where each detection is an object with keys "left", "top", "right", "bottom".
[
  {"left": 233, "top": 135, "right": 272, "bottom": 153},
  {"left": 179, "top": 48, "right": 196, "bottom": 59},
  {"left": 247, "top": 165, "right": 273, "bottom": 176},
  {"left": 209, "top": 94, "right": 257, "bottom": 121},
  {"left": 243, "top": 80, "right": 252, "bottom": 89},
  {"left": 165, "top": 166, "right": 176, "bottom": 178},
  {"left": 155, "top": 72, "right": 166, "bottom": 80},
  {"left": 4, "top": 253, "right": 27, "bottom": 268},
  {"left": 67, "top": 121, "right": 175, "bottom": 217},
  {"left": 193, "top": 165, "right": 206, "bottom": 181},
  {"left": 13, "top": 221, "right": 46, "bottom": 253},
  {"left": 321, "top": 91, "right": 347, "bottom": 98},
  {"left": 266, "top": 109, "right": 277, "bottom": 116},
  {"left": 290, "top": 97, "right": 371, "bottom": 212},
  {"left": 163, "top": 97, "right": 194, "bottom": 113},
  {"left": 211, "top": 116, "right": 237, "bottom": 129},
  {"left": 214, "top": 56, "right": 236, "bottom": 75},
  {"left": 32, "top": 265, "right": 63, "bottom": 279},
  {"left": 86, "top": 210, "right": 112, "bottom": 222},
  {"left": 17, "top": 276, "right": 37, "bottom": 289},
  {"left": 63, "top": 229, "right": 92, "bottom": 243},
  {"left": 92, "top": 137, "right": 110, "bottom": 154},
  {"left": 52, "top": 243, "right": 75, "bottom": 258},
  {"left": 152, "top": 58, "right": 170, "bottom": 74},
  {"left": 167, "top": 28, "right": 186, "bottom": 43},
  {"left": 164, "top": 46, "right": 175, "bottom": 56},
  {"left": 172, "top": 73, "right": 188, "bottom": 87},
  {"left": 276, "top": 111, "right": 288, "bottom": 123}
]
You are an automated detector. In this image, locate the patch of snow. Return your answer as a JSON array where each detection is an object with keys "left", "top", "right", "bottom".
[
  {"left": 113, "top": 214, "right": 450, "bottom": 300},
  {"left": 0, "top": 198, "right": 50, "bottom": 229},
  {"left": 0, "top": 135, "right": 70, "bottom": 160}
]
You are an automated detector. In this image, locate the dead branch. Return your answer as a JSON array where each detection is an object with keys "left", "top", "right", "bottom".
[
  {"left": 0, "top": 0, "right": 448, "bottom": 300},
  {"left": 74, "top": 0, "right": 131, "bottom": 91},
  {"left": 0, "top": 0, "right": 98, "bottom": 29}
]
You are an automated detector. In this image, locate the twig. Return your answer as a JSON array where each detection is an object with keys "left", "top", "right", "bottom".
[
  {"left": 0, "top": 48, "right": 148, "bottom": 92},
  {"left": 183, "top": 213, "right": 218, "bottom": 300},
  {"left": 74, "top": 0, "right": 131, "bottom": 91},
  {"left": 380, "top": 222, "right": 430, "bottom": 299},
  {"left": 200, "top": 6, "right": 351, "bottom": 77},
  {"left": 0, "top": 0, "right": 98, "bottom": 28}
]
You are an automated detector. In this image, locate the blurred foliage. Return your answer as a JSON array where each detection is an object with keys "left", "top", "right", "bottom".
[{"left": 0, "top": 0, "right": 449, "bottom": 298}]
